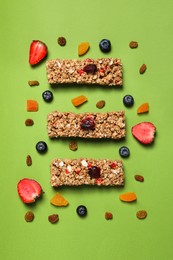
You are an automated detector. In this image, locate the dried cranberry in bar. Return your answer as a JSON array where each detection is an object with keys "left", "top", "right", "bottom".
[
  {"left": 88, "top": 166, "right": 101, "bottom": 179},
  {"left": 83, "top": 64, "right": 97, "bottom": 74},
  {"left": 80, "top": 116, "right": 95, "bottom": 130}
]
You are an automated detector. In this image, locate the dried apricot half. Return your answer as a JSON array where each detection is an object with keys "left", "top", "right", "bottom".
[
  {"left": 119, "top": 192, "right": 137, "bottom": 202},
  {"left": 78, "top": 42, "right": 90, "bottom": 56},
  {"left": 137, "top": 102, "right": 149, "bottom": 114},
  {"left": 50, "top": 192, "right": 69, "bottom": 206}
]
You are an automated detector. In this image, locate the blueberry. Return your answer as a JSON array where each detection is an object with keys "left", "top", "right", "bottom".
[
  {"left": 42, "top": 90, "right": 53, "bottom": 102},
  {"left": 99, "top": 39, "right": 111, "bottom": 53},
  {"left": 76, "top": 205, "right": 87, "bottom": 217},
  {"left": 123, "top": 95, "right": 134, "bottom": 107},
  {"left": 36, "top": 141, "right": 48, "bottom": 154},
  {"left": 119, "top": 146, "right": 130, "bottom": 158}
]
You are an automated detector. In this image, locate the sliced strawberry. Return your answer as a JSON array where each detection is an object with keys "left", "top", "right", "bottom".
[
  {"left": 17, "top": 178, "right": 43, "bottom": 203},
  {"left": 29, "top": 40, "right": 47, "bottom": 65},
  {"left": 132, "top": 122, "right": 156, "bottom": 144}
]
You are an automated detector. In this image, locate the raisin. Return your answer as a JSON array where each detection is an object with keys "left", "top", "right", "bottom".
[
  {"left": 69, "top": 141, "right": 78, "bottom": 151},
  {"left": 83, "top": 64, "right": 97, "bottom": 74},
  {"left": 134, "top": 174, "right": 144, "bottom": 182},
  {"left": 25, "top": 119, "right": 34, "bottom": 126},
  {"left": 57, "top": 37, "right": 66, "bottom": 46},
  {"left": 25, "top": 211, "right": 34, "bottom": 222},
  {"left": 139, "top": 64, "right": 147, "bottom": 74},
  {"left": 48, "top": 214, "right": 59, "bottom": 224},
  {"left": 88, "top": 166, "right": 101, "bottom": 179},
  {"left": 26, "top": 155, "right": 32, "bottom": 166},
  {"left": 105, "top": 212, "right": 113, "bottom": 220},
  {"left": 80, "top": 116, "right": 95, "bottom": 130},
  {"left": 96, "top": 100, "right": 105, "bottom": 109},
  {"left": 28, "top": 80, "right": 39, "bottom": 86},
  {"left": 129, "top": 41, "right": 138, "bottom": 48},
  {"left": 136, "top": 210, "right": 147, "bottom": 219}
]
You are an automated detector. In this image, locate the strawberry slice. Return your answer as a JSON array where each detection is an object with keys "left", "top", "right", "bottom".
[
  {"left": 132, "top": 122, "right": 156, "bottom": 144},
  {"left": 29, "top": 40, "right": 47, "bottom": 65},
  {"left": 17, "top": 178, "right": 43, "bottom": 203}
]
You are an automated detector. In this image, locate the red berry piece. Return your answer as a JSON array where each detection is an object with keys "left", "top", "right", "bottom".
[
  {"left": 29, "top": 40, "right": 47, "bottom": 66},
  {"left": 132, "top": 122, "right": 156, "bottom": 144},
  {"left": 88, "top": 166, "right": 101, "bottom": 179},
  {"left": 17, "top": 178, "right": 43, "bottom": 204},
  {"left": 83, "top": 64, "right": 97, "bottom": 74},
  {"left": 110, "top": 162, "right": 117, "bottom": 169},
  {"left": 80, "top": 116, "right": 95, "bottom": 130}
]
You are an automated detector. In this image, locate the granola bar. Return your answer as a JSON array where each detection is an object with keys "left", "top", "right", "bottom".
[
  {"left": 50, "top": 158, "right": 124, "bottom": 187},
  {"left": 46, "top": 58, "right": 122, "bottom": 86},
  {"left": 47, "top": 111, "right": 126, "bottom": 139}
]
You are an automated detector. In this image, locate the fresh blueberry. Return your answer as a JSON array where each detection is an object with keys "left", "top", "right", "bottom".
[
  {"left": 42, "top": 90, "right": 53, "bottom": 102},
  {"left": 123, "top": 95, "right": 134, "bottom": 107},
  {"left": 76, "top": 205, "right": 87, "bottom": 217},
  {"left": 99, "top": 39, "right": 111, "bottom": 53},
  {"left": 36, "top": 141, "right": 48, "bottom": 154},
  {"left": 119, "top": 146, "right": 130, "bottom": 158}
]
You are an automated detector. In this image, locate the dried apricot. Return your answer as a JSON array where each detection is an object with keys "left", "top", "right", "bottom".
[
  {"left": 71, "top": 95, "right": 88, "bottom": 107},
  {"left": 137, "top": 102, "right": 149, "bottom": 114},
  {"left": 78, "top": 42, "right": 90, "bottom": 56},
  {"left": 119, "top": 192, "right": 137, "bottom": 202},
  {"left": 50, "top": 192, "right": 69, "bottom": 206},
  {"left": 27, "top": 100, "right": 38, "bottom": 112}
]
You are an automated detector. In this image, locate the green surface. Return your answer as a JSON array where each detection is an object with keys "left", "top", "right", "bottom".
[{"left": 0, "top": 0, "right": 173, "bottom": 259}]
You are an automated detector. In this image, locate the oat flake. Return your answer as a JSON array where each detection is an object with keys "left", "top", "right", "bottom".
[
  {"left": 67, "top": 165, "right": 72, "bottom": 172},
  {"left": 59, "top": 161, "right": 64, "bottom": 167},
  {"left": 81, "top": 160, "right": 88, "bottom": 167}
]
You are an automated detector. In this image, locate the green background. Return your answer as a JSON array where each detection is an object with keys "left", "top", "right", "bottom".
[{"left": 0, "top": 0, "right": 173, "bottom": 259}]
